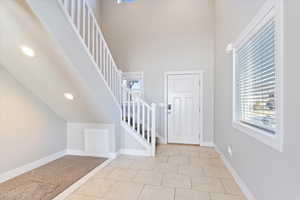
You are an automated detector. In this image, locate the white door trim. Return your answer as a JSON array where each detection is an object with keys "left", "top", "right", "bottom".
[{"left": 164, "top": 70, "right": 204, "bottom": 145}]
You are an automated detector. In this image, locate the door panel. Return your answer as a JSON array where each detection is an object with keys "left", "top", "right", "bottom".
[{"left": 167, "top": 74, "right": 200, "bottom": 144}]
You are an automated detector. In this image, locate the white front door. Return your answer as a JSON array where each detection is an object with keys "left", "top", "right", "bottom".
[{"left": 167, "top": 74, "right": 201, "bottom": 144}]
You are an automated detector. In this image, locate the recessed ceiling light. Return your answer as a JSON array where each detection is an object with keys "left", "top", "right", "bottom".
[
  {"left": 21, "top": 46, "right": 35, "bottom": 57},
  {"left": 64, "top": 93, "right": 74, "bottom": 101}
]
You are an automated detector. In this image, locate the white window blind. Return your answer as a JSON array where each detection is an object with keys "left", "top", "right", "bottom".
[{"left": 236, "top": 19, "right": 276, "bottom": 134}]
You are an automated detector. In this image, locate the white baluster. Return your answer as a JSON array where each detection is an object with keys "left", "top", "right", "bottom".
[
  {"left": 112, "top": 68, "right": 115, "bottom": 96},
  {"left": 108, "top": 60, "right": 111, "bottom": 88},
  {"left": 137, "top": 99, "right": 141, "bottom": 135},
  {"left": 142, "top": 104, "right": 145, "bottom": 139},
  {"left": 122, "top": 87, "right": 125, "bottom": 121},
  {"left": 151, "top": 103, "right": 156, "bottom": 156},
  {"left": 87, "top": 12, "right": 90, "bottom": 52},
  {"left": 110, "top": 61, "right": 113, "bottom": 89},
  {"left": 99, "top": 38, "right": 103, "bottom": 72},
  {"left": 147, "top": 107, "right": 150, "bottom": 143},
  {"left": 71, "top": 0, "right": 75, "bottom": 23},
  {"left": 92, "top": 20, "right": 95, "bottom": 58},
  {"left": 64, "top": 0, "right": 68, "bottom": 9},
  {"left": 127, "top": 91, "right": 130, "bottom": 126},
  {"left": 77, "top": 0, "right": 81, "bottom": 31},
  {"left": 104, "top": 50, "right": 107, "bottom": 80},
  {"left": 82, "top": 1, "right": 86, "bottom": 43},
  {"left": 119, "top": 71, "right": 122, "bottom": 104},
  {"left": 132, "top": 97, "right": 135, "bottom": 130},
  {"left": 96, "top": 33, "right": 98, "bottom": 68}
]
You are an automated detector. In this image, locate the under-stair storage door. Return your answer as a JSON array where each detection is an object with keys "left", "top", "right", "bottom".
[
  {"left": 84, "top": 129, "right": 109, "bottom": 157},
  {"left": 167, "top": 74, "right": 201, "bottom": 144}
]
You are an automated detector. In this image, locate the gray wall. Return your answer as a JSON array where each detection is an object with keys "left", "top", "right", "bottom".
[
  {"left": 0, "top": 67, "right": 67, "bottom": 174},
  {"left": 100, "top": 0, "right": 215, "bottom": 143},
  {"left": 214, "top": 0, "right": 300, "bottom": 199}
]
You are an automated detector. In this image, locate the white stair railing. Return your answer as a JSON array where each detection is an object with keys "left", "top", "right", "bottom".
[
  {"left": 58, "top": 0, "right": 122, "bottom": 104},
  {"left": 57, "top": 0, "right": 156, "bottom": 156},
  {"left": 121, "top": 86, "right": 156, "bottom": 156}
]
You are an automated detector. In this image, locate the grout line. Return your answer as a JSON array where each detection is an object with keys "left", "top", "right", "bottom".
[
  {"left": 173, "top": 187, "right": 177, "bottom": 200},
  {"left": 219, "top": 177, "right": 228, "bottom": 194},
  {"left": 137, "top": 184, "right": 146, "bottom": 200}
]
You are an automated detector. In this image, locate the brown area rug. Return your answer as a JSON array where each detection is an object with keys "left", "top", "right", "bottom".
[{"left": 0, "top": 155, "right": 107, "bottom": 200}]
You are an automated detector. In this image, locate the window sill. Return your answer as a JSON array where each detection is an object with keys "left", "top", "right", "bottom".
[{"left": 232, "top": 121, "right": 283, "bottom": 152}]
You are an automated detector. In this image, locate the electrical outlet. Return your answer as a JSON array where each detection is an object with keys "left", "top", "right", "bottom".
[{"left": 227, "top": 146, "right": 233, "bottom": 157}]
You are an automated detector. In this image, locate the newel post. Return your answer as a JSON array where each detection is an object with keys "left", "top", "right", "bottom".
[{"left": 151, "top": 103, "right": 157, "bottom": 157}]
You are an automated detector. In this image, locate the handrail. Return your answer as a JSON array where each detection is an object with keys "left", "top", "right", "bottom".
[
  {"left": 58, "top": 0, "right": 122, "bottom": 105},
  {"left": 58, "top": 0, "right": 156, "bottom": 156}
]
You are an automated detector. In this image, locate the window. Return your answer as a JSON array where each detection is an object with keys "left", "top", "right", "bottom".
[
  {"left": 232, "top": 0, "right": 283, "bottom": 151},
  {"left": 123, "top": 72, "right": 144, "bottom": 98}
]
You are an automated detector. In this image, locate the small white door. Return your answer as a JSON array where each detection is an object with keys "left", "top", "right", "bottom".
[{"left": 167, "top": 74, "right": 201, "bottom": 144}]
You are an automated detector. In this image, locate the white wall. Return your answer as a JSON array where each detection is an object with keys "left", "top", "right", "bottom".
[
  {"left": 67, "top": 123, "right": 116, "bottom": 154},
  {"left": 100, "top": 0, "right": 215, "bottom": 143},
  {"left": 0, "top": 67, "right": 66, "bottom": 175},
  {"left": 214, "top": 0, "right": 300, "bottom": 199}
]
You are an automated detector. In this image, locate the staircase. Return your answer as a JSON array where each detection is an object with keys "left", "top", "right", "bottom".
[
  {"left": 121, "top": 86, "right": 156, "bottom": 156},
  {"left": 40, "top": 0, "right": 157, "bottom": 156}
]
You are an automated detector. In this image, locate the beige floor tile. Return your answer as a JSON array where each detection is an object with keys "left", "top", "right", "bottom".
[
  {"left": 210, "top": 193, "right": 246, "bottom": 200},
  {"left": 106, "top": 168, "right": 137, "bottom": 181},
  {"left": 152, "top": 155, "right": 169, "bottom": 163},
  {"left": 92, "top": 166, "right": 116, "bottom": 179},
  {"left": 162, "top": 173, "right": 191, "bottom": 188},
  {"left": 190, "top": 158, "right": 224, "bottom": 168},
  {"left": 175, "top": 188, "right": 210, "bottom": 200},
  {"left": 138, "top": 185, "right": 175, "bottom": 200},
  {"left": 75, "top": 179, "right": 115, "bottom": 198},
  {"left": 190, "top": 158, "right": 214, "bottom": 167},
  {"left": 221, "top": 179, "right": 243, "bottom": 196},
  {"left": 128, "top": 160, "right": 157, "bottom": 170},
  {"left": 178, "top": 149, "right": 200, "bottom": 157},
  {"left": 178, "top": 165, "right": 204, "bottom": 178},
  {"left": 133, "top": 170, "right": 163, "bottom": 186},
  {"left": 109, "top": 158, "right": 133, "bottom": 168},
  {"left": 168, "top": 156, "right": 190, "bottom": 166},
  {"left": 117, "top": 155, "right": 149, "bottom": 161},
  {"left": 203, "top": 166, "right": 232, "bottom": 178},
  {"left": 133, "top": 155, "right": 169, "bottom": 163},
  {"left": 104, "top": 181, "right": 143, "bottom": 200},
  {"left": 70, "top": 145, "right": 247, "bottom": 200},
  {"left": 199, "top": 151, "right": 220, "bottom": 159},
  {"left": 191, "top": 177, "right": 225, "bottom": 193},
  {"left": 66, "top": 194, "right": 102, "bottom": 200},
  {"left": 157, "top": 163, "right": 179, "bottom": 174},
  {"left": 205, "top": 158, "right": 225, "bottom": 167},
  {"left": 157, "top": 148, "right": 180, "bottom": 156}
]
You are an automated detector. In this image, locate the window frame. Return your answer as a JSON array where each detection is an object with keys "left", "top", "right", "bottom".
[
  {"left": 122, "top": 72, "right": 144, "bottom": 98},
  {"left": 232, "top": 0, "right": 284, "bottom": 152}
]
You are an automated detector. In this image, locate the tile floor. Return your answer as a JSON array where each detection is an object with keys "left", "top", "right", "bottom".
[{"left": 66, "top": 145, "right": 246, "bottom": 200}]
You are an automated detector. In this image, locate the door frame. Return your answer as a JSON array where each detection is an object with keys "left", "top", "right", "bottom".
[{"left": 164, "top": 70, "right": 204, "bottom": 145}]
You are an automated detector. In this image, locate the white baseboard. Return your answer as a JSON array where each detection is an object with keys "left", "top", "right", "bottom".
[
  {"left": 200, "top": 142, "right": 215, "bottom": 147},
  {"left": 215, "top": 145, "right": 256, "bottom": 200},
  {"left": 119, "top": 148, "right": 151, "bottom": 156},
  {"left": 66, "top": 149, "right": 118, "bottom": 159},
  {"left": 0, "top": 150, "right": 66, "bottom": 183},
  {"left": 157, "top": 135, "right": 167, "bottom": 144},
  {"left": 53, "top": 158, "right": 114, "bottom": 200}
]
